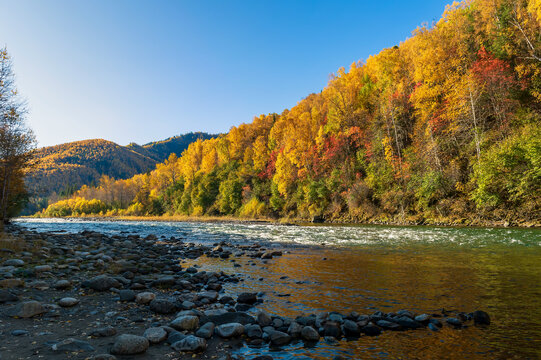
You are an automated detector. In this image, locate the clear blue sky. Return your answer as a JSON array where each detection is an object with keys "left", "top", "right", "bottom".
[{"left": 0, "top": 0, "right": 452, "bottom": 147}]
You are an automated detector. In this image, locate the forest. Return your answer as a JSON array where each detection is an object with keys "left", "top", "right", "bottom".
[{"left": 39, "top": 0, "right": 541, "bottom": 225}]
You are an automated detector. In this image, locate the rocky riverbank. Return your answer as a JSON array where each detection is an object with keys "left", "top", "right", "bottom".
[{"left": 0, "top": 225, "right": 491, "bottom": 359}]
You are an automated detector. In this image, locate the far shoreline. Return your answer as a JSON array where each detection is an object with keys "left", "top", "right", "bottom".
[{"left": 17, "top": 214, "right": 541, "bottom": 230}]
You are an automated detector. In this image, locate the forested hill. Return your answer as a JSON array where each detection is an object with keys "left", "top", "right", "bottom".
[
  {"left": 25, "top": 133, "right": 216, "bottom": 214},
  {"left": 40, "top": 0, "right": 541, "bottom": 226},
  {"left": 126, "top": 132, "right": 217, "bottom": 162}
]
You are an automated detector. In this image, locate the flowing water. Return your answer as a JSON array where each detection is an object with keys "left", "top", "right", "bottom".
[{"left": 14, "top": 218, "right": 541, "bottom": 359}]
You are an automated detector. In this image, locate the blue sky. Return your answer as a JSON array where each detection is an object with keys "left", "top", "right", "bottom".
[{"left": 0, "top": 0, "right": 452, "bottom": 147}]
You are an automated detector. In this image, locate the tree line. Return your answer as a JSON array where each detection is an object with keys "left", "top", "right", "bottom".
[{"left": 40, "top": 0, "right": 541, "bottom": 225}]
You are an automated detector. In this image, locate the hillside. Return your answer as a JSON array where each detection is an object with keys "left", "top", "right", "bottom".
[
  {"left": 40, "top": 0, "right": 541, "bottom": 225},
  {"left": 25, "top": 133, "right": 216, "bottom": 214},
  {"left": 126, "top": 132, "right": 217, "bottom": 162}
]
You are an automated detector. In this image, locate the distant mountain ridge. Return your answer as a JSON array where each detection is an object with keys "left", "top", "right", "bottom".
[{"left": 23, "top": 132, "right": 216, "bottom": 213}]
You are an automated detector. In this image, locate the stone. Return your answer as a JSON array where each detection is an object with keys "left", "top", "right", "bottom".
[
  {"left": 181, "top": 300, "right": 195, "bottom": 309},
  {"left": 237, "top": 292, "right": 257, "bottom": 304},
  {"left": 119, "top": 289, "right": 136, "bottom": 302},
  {"left": 110, "top": 334, "right": 149, "bottom": 355},
  {"left": 396, "top": 310, "right": 414, "bottom": 318},
  {"left": 195, "top": 322, "right": 215, "bottom": 339},
  {"left": 414, "top": 314, "right": 431, "bottom": 323},
  {"left": 203, "top": 311, "right": 256, "bottom": 325},
  {"left": 135, "top": 292, "right": 156, "bottom": 304},
  {"left": 34, "top": 265, "right": 52, "bottom": 273},
  {"left": 51, "top": 338, "right": 94, "bottom": 352},
  {"left": 428, "top": 322, "right": 440, "bottom": 331},
  {"left": 301, "top": 326, "right": 320, "bottom": 341},
  {"left": 257, "top": 311, "right": 272, "bottom": 326},
  {"left": 395, "top": 316, "right": 422, "bottom": 329},
  {"left": 0, "top": 289, "right": 18, "bottom": 303},
  {"left": 167, "top": 331, "right": 186, "bottom": 344},
  {"left": 245, "top": 324, "right": 263, "bottom": 338},
  {"left": 58, "top": 297, "right": 79, "bottom": 307},
  {"left": 269, "top": 330, "right": 291, "bottom": 345},
  {"left": 143, "top": 327, "right": 167, "bottom": 344},
  {"left": 376, "top": 320, "right": 401, "bottom": 330},
  {"left": 90, "top": 326, "right": 117, "bottom": 338},
  {"left": 342, "top": 319, "right": 360, "bottom": 336},
  {"left": 287, "top": 321, "right": 303, "bottom": 337},
  {"left": 0, "top": 278, "right": 24, "bottom": 288},
  {"left": 11, "top": 330, "right": 29, "bottom": 336},
  {"left": 149, "top": 298, "right": 176, "bottom": 314},
  {"left": 10, "top": 301, "right": 46, "bottom": 318},
  {"left": 171, "top": 335, "right": 207, "bottom": 352},
  {"left": 446, "top": 317, "right": 462, "bottom": 327},
  {"left": 324, "top": 321, "right": 342, "bottom": 338},
  {"left": 361, "top": 324, "right": 382, "bottom": 336},
  {"left": 83, "top": 275, "right": 121, "bottom": 292},
  {"left": 170, "top": 315, "right": 199, "bottom": 331},
  {"left": 4, "top": 259, "right": 24, "bottom": 266},
  {"left": 215, "top": 322, "right": 244, "bottom": 338},
  {"left": 473, "top": 310, "right": 490, "bottom": 325},
  {"left": 54, "top": 280, "right": 72, "bottom": 290}
]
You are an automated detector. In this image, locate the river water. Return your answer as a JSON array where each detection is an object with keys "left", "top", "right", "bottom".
[{"left": 14, "top": 218, "right": 541, "bottom": 359}]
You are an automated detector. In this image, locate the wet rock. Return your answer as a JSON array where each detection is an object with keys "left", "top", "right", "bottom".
[
  {"left": 446, "top": 317, "right": 462, "bottom": 327},
  {"left": 376, "top": 320, "right": 401, "bottom": 330},
  {"left": 51, "top": 338, "right": 94, "bottom": 352},
  {"left": 119, "top": 289, "right": 135, "bottom": 302},
  {"left": 58, "top": 297, "right": 79, "bottom": 307},
  {"left": 110, "top": 334, "right": 149, "bottom": 355},
  {"left": 396, "top": 310, "right": 414, "bottom": 318},
  {"left": 414, "top": 314, "right": 431, "bottom": 324},
  {"left": 167, "top": 331, "right": 186, "bottom": 344},
  {"left": 0, "top": 289, "right": 18, "bottom": 303},
  {"left": 301, "top": 326, "right": 320, "bottom": 341},
  {"left": 361, "top": 324, "right": 382, "bottom": 336},
  {"left": 92, "top": 355, "right": 117, "bottom": 360},
  {"left": 10, "top": 301, "right": 46, "bottom": 318},
  {"left": 4, "top": 259, "right": 24, "bottom": 266},
  {"left": 34, "top": 265, "right": 52, "bottom": 273},
  {"left": 0, "top": 278, "right": 24, "bottom": 288},
  {"left": 90, "top": 326, "right": 117, "bottom": 338},
  {"left": 245, "top": 324, "right": 263, "bottom": 338},
  {"left": 203, "top": 311, "right": 256, "bottom": 325},
  {"left": 473, "top": 310, "right": 490, "bottom": 325},
  {"left": 11, "top": 330, "right": 29, "bottom": 336},
  {"left": 237, "top": 292, "right": 257, "bottom": 304},
  {"left": 269, "top": 330, "right": 291, "bottom": 345},
  {"left": 395, "top": 316, "right": 422, "bottom": 329},
  {"left": 83, "top": 275, "right": 121, "bottom": 292},
  {"left": 151, "top": 276, "right": 176, "bottom": 288},
  {"left": 287, "top": 321, "right": 303, "bottom": 338},
  {"left": 323, "top": 322, "right": 342, "bottom": 338},
  {"left": 170, "top": 315, "right": 199, "bottom": 331},
  {"left": 342, "top": 319, "right": 360, "bottom": 336},
  {"left": 143, "top": 327, "right": 168, "bottom": 344},
  {"left": 171, "top": 335, "right": 207, "bottom": 352},
  {"left": 196, "top": 322, "right": 215, "bottom": 339},
  {"left": 428, "top": 322, "right": 440, "bottom": 331},
  {"left": 215, "top": 323, "right": 244, "bottom": 338},
  {"left": 257, "top": 311, "right": 272, "bottom": 327},
  {"left": 135, "top": 292, "right": 156, "bottom": 304},
  {"left": 149, "top": 298, "right": 176, "bottom": 314}
]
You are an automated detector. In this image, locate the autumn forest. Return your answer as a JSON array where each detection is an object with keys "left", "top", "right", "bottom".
[{"left": 38, "top": 0, "right": 541, "bottom": 225}]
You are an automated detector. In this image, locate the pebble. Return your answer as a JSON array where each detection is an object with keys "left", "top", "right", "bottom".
[
  {"left": 143, "top": 327, "right": 168, "bottom": 344},
  {"left": 110, "top": 334, "right": 149, "bottom": 355},
  {"left": 171, "top": 335, "right": 207, "bottom": 352},
  {"left": 58, "top": 297, "right": 79, "bottom": 307}
]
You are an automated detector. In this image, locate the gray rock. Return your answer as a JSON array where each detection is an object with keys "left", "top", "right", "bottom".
[
  {"left": 473, "top": 310, "right": 490, "bottom": 325},
  {"left": 171, "top": 335, "right": 207, "bottom": 352},
  {"left": 269, "top": 330, "right": 291, "bottom": 345},
  {"left": 10, "top": 301, "right": 46, "bottom": 318},
  {"left": 324, "top": 321, "right": 342, "bottom": 338},
  {"left": 342, "top": 319, "right": 360, "bottom": 336},
  {"left": 245, "top": 324, "right": 262, "bottom": 338},
  {"left": 287, "top": 321, "right": 302, "bottom": 337},
  {"left": 395, "top": 316, "right": 422, "bottom": 329},
  {"left": 11, "top": 330, "right": 29, "bottom": 336},
  {"left": 110, "top": 334, "right": 149, "bottom": 355},
  {"left": 53, "top": 280, "right": 71, "bottom": 290},
  {"left": 58, "top": 297, "right": 79, "bottom": 307},
  {"left": 414, "top": 314, "right": 431, "bottom": 323},
  {"left": 135, "top": 292, "right": 155, "bottom": 304},
  {"left": 376, "top": 320, "right": 401, "bottom": 330},
  {"left": 167, "top": 331, "right": 186, "bottom": 344},
  {"left": 0, "top": 289, "right": 18, "bottom": 303},
  {"left": 170, "top": 315, "right": 199, "bottom": 331},
  {"left": 91, "top": 355, "right": 117, "bottom": 360},
  {"left": 361, "top": 324, "right": 382, "bottom": 336},
  {"left": 51, "top": 338, "right": 94, "bottom": 352},
  {"left": 446, "top": 317, "right": 462, "bottom": 327},
  {"left": 34, "top": 265, "right": 52, "bottom": 273},
  {"left": 90, "top": 326, "right": 116, "bottom": 338},
  {"left": 119, "top": 289, "right": 135, "bottom": 302},
  {"left": 428, "top": 322, "right": 440, "bottom": 331},
  {"left": 257, "top": 311, "right": 272, "bottom": 326},
  {"left": 301, "top": 326, "right": 320, "bottom": 341},
  {"left": 4, "top": 259, "right": 24, "bottom": 266},
  {"left": 84, "top": 275, "right": 121, "bottom": 292},
  {"left": 149, "top": 299, "right": 176, "bottom": 314},
  {"left": 237, "top": 292, "right": 257, "bottom": 304},
  {"left": 203, "top": 311, "right": 256, "bottom": 325},
  {"left": 195, "top": 322, "right": 215, "bottom": 339},
  {"left": 143, "top": 327, "right": 167, "bottom": 344},
  {"left": 181, "top": 300, "right": 195, "bottom": 309},
  {"left": 215, "top": 323, "right": 244, "bottom": 338},
  {"left": 396, "top": 310, "right": 414, "bottom": 318}
]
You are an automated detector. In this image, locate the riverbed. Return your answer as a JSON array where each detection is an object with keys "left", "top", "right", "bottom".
[{"left": 14, "top": 218, "right": 541, "bottom": 359}]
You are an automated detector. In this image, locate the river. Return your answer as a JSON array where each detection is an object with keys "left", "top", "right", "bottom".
[{"left": 14, "top": 218, "right": 541, "bottom": 359}]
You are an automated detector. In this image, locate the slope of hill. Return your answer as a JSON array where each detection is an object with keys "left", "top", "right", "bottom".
[
  {"left": 24, "top": 133, "right": 217, "bottom": 214},
  {"left": 126, "top": 132, "right": 217, "bottom": 162}
]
